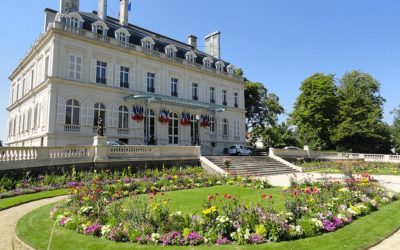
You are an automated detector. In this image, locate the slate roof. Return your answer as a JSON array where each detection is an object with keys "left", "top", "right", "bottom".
[{"left": 46, "top": 8, "right": 233, "bottom": 71}]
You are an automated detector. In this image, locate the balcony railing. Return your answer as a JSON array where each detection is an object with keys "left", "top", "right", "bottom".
[
  {"left": 51, "top": 22, "right": 244, "bottom": 82},
  {"left": 171, "top": 92, "right": 178, "bottom": 97},
  {"left": 118, "top": 128, "right": 130, "bottom": 135},
  {"left": 64, "top": 124, "right": 80, "bottom": 132}
]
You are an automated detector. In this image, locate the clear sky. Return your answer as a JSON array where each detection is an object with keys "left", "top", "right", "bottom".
[{"left": 0, "top": 0, "right": 399, "bottom": 143}]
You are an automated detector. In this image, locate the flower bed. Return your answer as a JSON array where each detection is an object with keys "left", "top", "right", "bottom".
[
  {"left": 51, "top": 172, "right": 397, "bottom": 246},
  {"left": 301, "top": 161, "right": 400, "bottom": 175}
]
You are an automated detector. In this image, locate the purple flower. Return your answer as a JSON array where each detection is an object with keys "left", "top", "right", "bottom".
[
  {"left": 185, "top": 231, "right": 204, "bottom": 245},
  {"left": 84, "top": 223, "right": 103, "bottom": 237},
  {"left": 249, "top": 234, "right": 264, "bottom": 244},
  {"left": 59, "top": 216, "right": 69, "bottom": 226},
  {"left": 161, "top": 231, "right": 182, "bottom": 245},
  {"left": 216, "top": 236, "right": 231, "bottom": 245},
  {"left": 332, "top": 217, "right": 343, "bottom": 227},
  {"left": 323, "top": 220, "right": 336, "bottom": 232}
]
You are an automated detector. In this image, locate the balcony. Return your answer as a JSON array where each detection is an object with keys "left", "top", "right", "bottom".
[
  {"left": 118, "top": 128, "right": 130, "bottom": 135},
  {"left": 64, "top": 124, "right": 80, "bottom": 132}
]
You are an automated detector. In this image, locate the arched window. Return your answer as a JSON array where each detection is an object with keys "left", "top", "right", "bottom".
[
  {"left": 227, "top": 64, "right": 236, "bottom": 76},
  {"left": 141, "top": 37, "right": 155, "bottom": 51},
  {"left": 215, "top": 61, "right": 225, "bottom": 73},
  {"left": 168, "top": 112, "right": 179, "bottom": 144},
  {"left": 91, "top": 20, "right": 109, "bottom": 36},
  {"left": 94, "top": 102, "right": 106, "bottom": 127},
  {"left": 209, "top": 117, "right": 215, "bottom": 133},
  {"left": 203, "top": 57, "right": 214, "bottom": 69},
  {"left": 66, "top": 99, "right": 80, "bottom": 125},
  {"left": 118, "top": 106, "right": 129, "bottom": 129},
  {"left": 65, "top": 12, "right": 84, "bottom": 29},
  {"left": 144, "top": 109, "right": 155, "bottom": 144},
  {"left": 34, "top": 104, "right": 40, "bottom": 128},
  {"left": 165, "top": 44, "right": 177, "bottom": 58},
  {"left": 185, "top": 51, "right": 197, "bottom": 63},
  {"left": 223, "top": 118, "right": 229, "bottom": 137},
  {"left": 115, "top": 28, "right": 130, "bottom": 44}
]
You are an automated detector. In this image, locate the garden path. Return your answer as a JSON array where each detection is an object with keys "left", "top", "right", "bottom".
[{"left": 0, "top": 195, "right": 67, "bottom": 250}]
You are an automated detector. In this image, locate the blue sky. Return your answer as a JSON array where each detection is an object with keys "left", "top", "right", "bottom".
[{"left": 0, "top": 0, "right": 399, "bottom": 143}]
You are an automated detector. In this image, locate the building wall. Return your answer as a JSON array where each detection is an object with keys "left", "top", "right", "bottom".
[{"left": 7, "top": 20, "right": 246, "bottom": 154}]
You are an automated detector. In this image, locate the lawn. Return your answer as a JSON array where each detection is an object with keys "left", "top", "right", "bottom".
[
  {"left": 16, "top": 185, "right": 400, "bottom": 250},
  {"left": 0, "top": 189, "right": 69, "bottom": 211}
]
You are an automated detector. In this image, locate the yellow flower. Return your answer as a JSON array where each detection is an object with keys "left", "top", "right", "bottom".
[
  {"left": 183, "top": 228, "right": 191, "bottom": 238},
  {"left": 202, "top": 208, "right": 211, "bottom": 215},
  {"left": 210, "top": 206, "right": 217, "bottom": 212}
]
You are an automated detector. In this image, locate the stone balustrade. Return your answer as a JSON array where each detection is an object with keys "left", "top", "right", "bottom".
[
  {"left": 0, "top": 144, "right": 201, "bottom": 171},
  {"left": 269, "top": 147, "right": 400, "bottom": 163}
]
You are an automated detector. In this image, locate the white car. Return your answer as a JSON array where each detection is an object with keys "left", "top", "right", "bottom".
[{"left": 228, "top": 145, "right": 252, "bottom": 156}]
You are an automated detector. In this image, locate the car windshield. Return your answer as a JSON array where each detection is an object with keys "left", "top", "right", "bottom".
[{"left": 229, "top": 146, "right": 236, "bottom": 149}]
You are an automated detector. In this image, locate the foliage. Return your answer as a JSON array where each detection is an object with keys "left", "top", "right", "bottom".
[
  {"left": 255, "top": 122, "right": 301, "bottom": 148},
  {"left": 291, "top": 73, "right": 339, "bottom": 150},
  {"left": 333, "top": 70, "right": 391, "bottom": 153},
  {"left": 391, "top": 107, "right": 400, "bottom": 154},
  {"left": 300, "top": 161, "right": 400, "bottom": 175}
]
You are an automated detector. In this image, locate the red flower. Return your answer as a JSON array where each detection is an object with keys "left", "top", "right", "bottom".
[
  {"left": 208, "top": 195, "right": 215, "bottom": 201},
  {"left": 224, "top": 194, "right": 232, "bottom": 199},
  {"left": 261, "top": 194, "right": 267, "bottom": 200}
]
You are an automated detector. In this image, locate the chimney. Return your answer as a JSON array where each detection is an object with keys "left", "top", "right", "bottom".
[
  {"left": 205, "top": 31, "right": 221, "bottom": 59},
  {"left": 98, "top": 0, "right": 107, "bottom": 20},
  {"left": 119, "top": 0, "right": 129, "bottom": 26},
  {"left": 60, "top": 0, "right": 80, "bottom": 13},
  {"left": 188, "top": 35, "right": 198, "bottom": 49}
]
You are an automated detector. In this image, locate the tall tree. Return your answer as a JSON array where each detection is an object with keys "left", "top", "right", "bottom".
[
  {"left": 255, "top": 122, "right": 301, "bottom": 148},
  {"left": 238, "top": 69, "right": 284, "bottom": 132},
  {"left": 291, "top": 73, "right": 339, "bottom": 149},
  {"left": 333, "top": 70, "right": 391, "bottom": 153},
  {"left": 391, "top": 107, "right": 400, "bottom": 153}
]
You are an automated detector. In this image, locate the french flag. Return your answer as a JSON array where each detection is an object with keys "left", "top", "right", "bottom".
[{"left": 128, "top": 1, "right": 132, "bottom": 12}]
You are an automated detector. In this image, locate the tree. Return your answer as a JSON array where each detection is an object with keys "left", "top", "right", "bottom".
[
  {"left": 291, "top": 73, "right": 339, "bottom": 150},
  {"left": 391, "top": 107, "right": 400, "bottom": 153},
  {"left": 238, "top": 69, "right": 284, "bottom": 132},
  {"left": 255, "top": 122, "right": 301, "bottom": 148},
  {"left": 333, "top": 70, "right": 391, "bottom": 153}
]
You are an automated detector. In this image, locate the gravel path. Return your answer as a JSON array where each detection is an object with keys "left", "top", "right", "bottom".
[{"left": 0, "top": 196, "right": 67, "bottom": 250}]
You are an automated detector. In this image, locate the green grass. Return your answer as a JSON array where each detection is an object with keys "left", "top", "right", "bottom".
[
  {"left": 16, "top": 185, "right": 400, "bottom": 250},
  {"left": 0, "top": 189, "right": 69, "bottom": 211},
  {"left": 143, "top": 185, "right": 285, "bottom": 213}
]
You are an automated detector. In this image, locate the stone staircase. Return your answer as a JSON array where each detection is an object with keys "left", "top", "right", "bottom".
[{"left": 205, "top": 156, "right": 299, "bottom": 177}]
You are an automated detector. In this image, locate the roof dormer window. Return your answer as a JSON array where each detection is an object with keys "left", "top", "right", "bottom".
[
  {"left": 91, "top": 20, "right": 109, "bottom": 36},
  {"left": 215, "top": 61, "right": 225, "bottom": 73},
  {"left": 185, "top": 51, "right": 197, "bottom": 63},
  {"left": 203, "top": 57, "right": 214, "bottom": 69},
  {"left": 64, "top": 12, "right": 84, "bottom": 29},
  {"left": 141, "top": 37, "right": 155, "bottom": 51},
  {"left": 115, "top": 28, "right": 131, "bottom": 44},
  {"left": 165, "top": 44, "right": 177, "bottom": 58},
  {"left": 227, "top": 64, "right": 236, "bottom": 76}
]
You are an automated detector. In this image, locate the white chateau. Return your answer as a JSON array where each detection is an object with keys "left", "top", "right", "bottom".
[{"left": 6, "top": 0, "right": 246, "bottom": 154}]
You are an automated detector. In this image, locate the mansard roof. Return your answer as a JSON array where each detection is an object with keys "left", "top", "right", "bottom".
[{"left": 46, "top": 8, "right": 234, "bottom": 71}]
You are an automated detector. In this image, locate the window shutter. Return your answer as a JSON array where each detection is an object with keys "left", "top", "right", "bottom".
[
  {"left": 198, "top": 84, "right": 204, "bottom": 101},
  {"left": 114, "top": 64, "right": 120, "bottom": 87},
  {"left": 56, "top": 96, "right": 66, "bottom": 124},
  {"left": 42, "top": 103, "right": 48, "bottom": 128},
  {"left": 87, "top": 100, "right": 94, "bottom": 126},
  {"left": 143, "top": 73, "right": 147, "bottom": 92},
  {"left": 90, "top": 59, "right": 97, "bottom": 83},
  {"left": 217, "top": 118, "right": 222, "bottom": 138},
  {"left": 155, "top": 74, "right": 161, "bottom": 94},
  {"left": 81, "top": 100, "right": 88, "bottom": 125},
  {"left": 106, "top": 62, "right": 113, "bottom": 86},
  {"left": 178, "top": 80, "right": 183, "bottom": 98},
  {"left": 207, "top": 86, "right": 210, "bottom": 102},
  {"left": 129, "top": 66, "right": 135, "bottom": 90},
  {"left": 229, "top": 92, "right": 233, "bottom": 107},
  {"left": 229, "top": 120, "right": 234, "bottom": 139},
  {"left": 107, "top": 103, "right": 118, "bottom": 127}
]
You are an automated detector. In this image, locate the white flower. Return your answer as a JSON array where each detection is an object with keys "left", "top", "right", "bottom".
[
  {"left": 151, "top": 233, "right": 161, "bottom": 242},
  {"left": 101, "top": 225, "right": 111, "bottom": 236},
  {"left": 244, "top": 228, "right": 251, "bottom": 240},
  {"left": 311, "top": 218, "right": 323, "bottom": 228},
  {"left": 169, "top": 211, "right": 182, "bottom": 217},
  {"left": 216, "top": 215, "right": 230, "bottom": 224}
]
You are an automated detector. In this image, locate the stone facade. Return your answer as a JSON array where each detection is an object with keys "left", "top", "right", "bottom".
[{"left": 6, "top": 0, "right": 246, "bottom": 154}]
